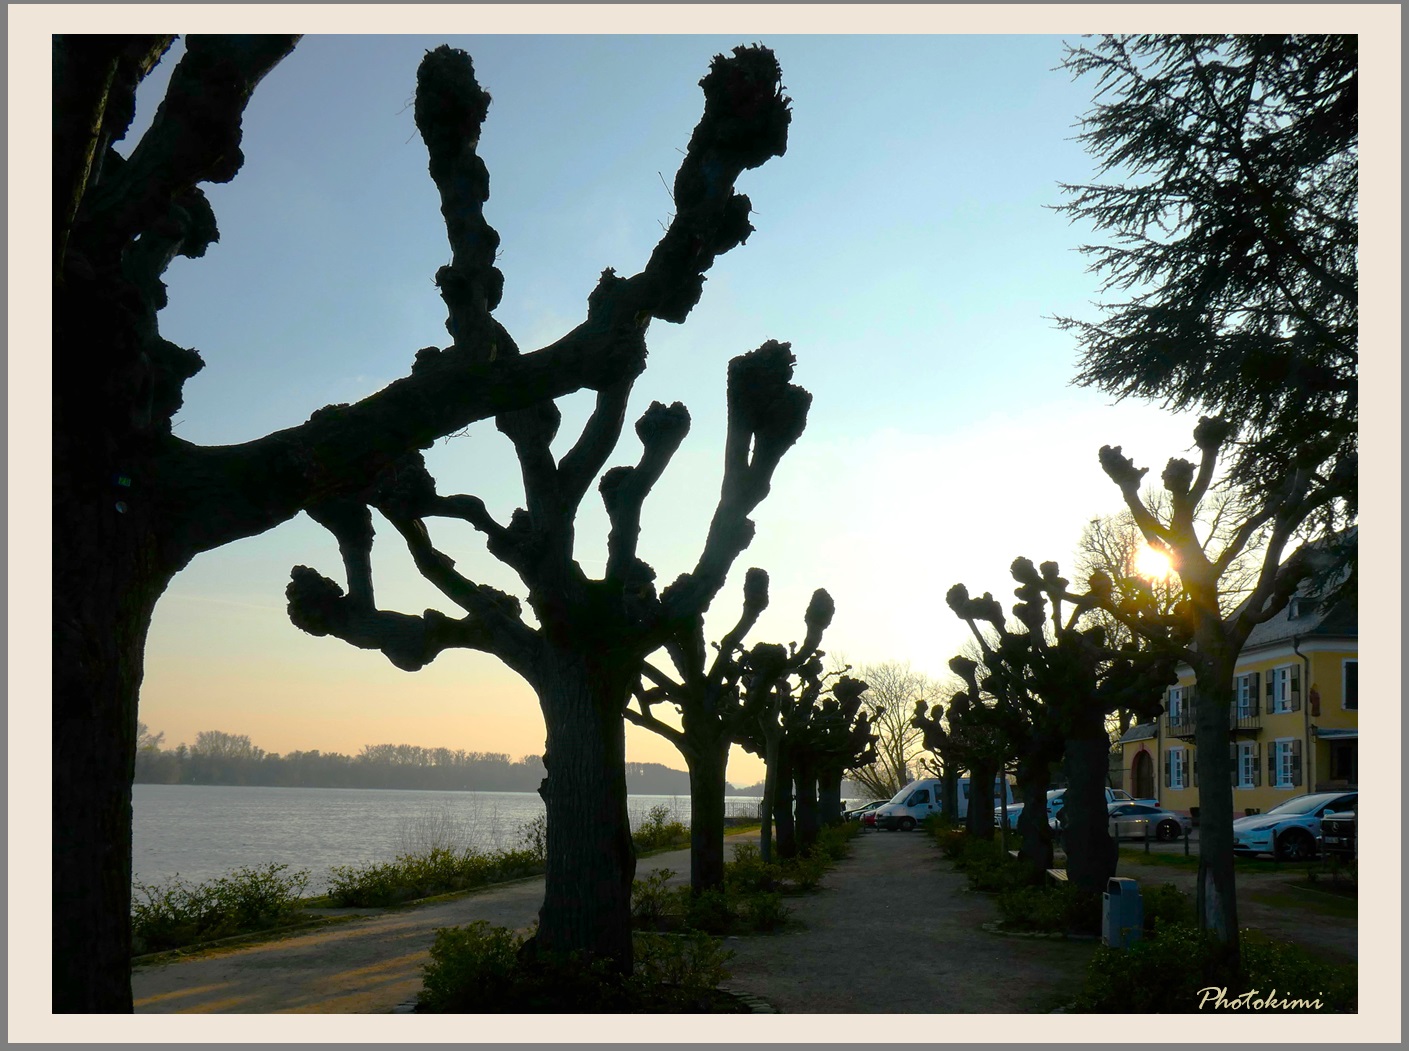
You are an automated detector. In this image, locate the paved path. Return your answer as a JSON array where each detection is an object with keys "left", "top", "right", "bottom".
[
  {"left": 719, "top": 830, "right": 1093, "bottom": 1013},
  {"left": 131, "top": 840, "right": 718, "bottom": 1014},
  {"left": 132, "top": 828, "right": 1354, "bottom": 1013}
]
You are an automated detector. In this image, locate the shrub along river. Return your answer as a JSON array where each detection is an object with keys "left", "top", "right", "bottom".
[{"left": 131, "top": 784, "right": 763, "bottom": 895}]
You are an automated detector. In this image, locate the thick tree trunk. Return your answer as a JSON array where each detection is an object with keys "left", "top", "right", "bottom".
[
  {"left": 965, "top": 761, "right": 998, "bottom": 840},
  {"left": 772, "top": 746, "right": 797, "bottom": 860},
  {"left": 1014, "top": 757, "right": 1054, "bottom": 881},
  {"left": 52, "top": 466, "right": 175, "bottom": 1011},
  {"left": 685, "top": 740, "right": 730, "bottom": 894},
  {"left": 532, "top": 648, "right": 636, "bottom": 972},
  {"left": 758, "top": 730, "right": 779, "bottom": 864},
  {"left": 1191, "top": 644, "right": 1240, "bottom": 971},
  {"left": 942, "top": 763, "right": 961, "bottom": 828},
  {"left": 1062, "top": 734, "right": 1117, "bottom": 894},
  {"left": 793, "top": 756, "right": 820, "bottom": 851},
  {"left": 817, "top": 768, "right": 844, "bottom": 826}
]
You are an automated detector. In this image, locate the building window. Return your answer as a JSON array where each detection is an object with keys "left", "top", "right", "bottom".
[
  {"left": 1268, "top": 739, "right": 1303, "bottom": 789},
  {"left": 1166, "top": 747, "right": 1189, "bottom": 790},
  {"left": 1167, "top": 686, "right": 1186, "bottom": 722},
  {"left": 1235, "top": 742, "right": 1260, "bottom": 788},
  {"left": 1234, "top": 672, "right": 1260, "bottom": 718},
  {"left": 1343, "top": 660, "right": 1357, "bottom": 710},
  {"left": 1266, "top": 665, "right": 1301, "bottom": 714}
]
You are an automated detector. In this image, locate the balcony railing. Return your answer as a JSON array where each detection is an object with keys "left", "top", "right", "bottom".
[
  {"left": 1165, "top": 700, "right": 1263, "bottom": 737},
  {"left": 1229, "top": 704, "right": 1262, "bottom": 734},
  {"left": 1166, "top": 704, "right": 1197, "bottom": 739}
]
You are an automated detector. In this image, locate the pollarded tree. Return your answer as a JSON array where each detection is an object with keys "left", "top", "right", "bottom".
[
  {"left": 941, "top": 658, "right": 1010, "bottom": 841},
  {"left": 623, "top": 569, "right": 835, "bottom": 893},
  {"left": 910, "top": 698, "right": 962, "bottom": 826},
  {"left": 1094, "top": 415, "right": 1353, "bottom": 967},
  {"left": 55, "top": 35, "right": 768, "bottom": 1012},
  {"left": 944, "top": 593, "right": 1065, "bottom": 879},
  {"left": 808, "top": 676, "right": 876, "bottom": 828},
  {"left": 290, "top": 334, "right": 809, "bottom": 972},
  {"left": 844, "top": 660, "right": 933, "bottom": 800},
  {"left": 1057, "top": 34, "right": 1358, "bottom": 591},
  {"left": 284, "top": 46, "right": 799, "bottom": 981}
]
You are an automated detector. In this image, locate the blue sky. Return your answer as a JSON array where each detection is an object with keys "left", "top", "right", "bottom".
[
  {"left": 120, "top": 32, "right": 1214, "bottom": 782},
  {"left": 26, "top": 15, "right": 1394, "bottom": 798},
  {"left": 15, "top": 7, "right": 1401, "bottom": 1043}
]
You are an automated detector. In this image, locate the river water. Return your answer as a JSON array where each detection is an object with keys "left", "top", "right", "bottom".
[{"left": 131, "top": 783, "right": 762, "bottom": 895}]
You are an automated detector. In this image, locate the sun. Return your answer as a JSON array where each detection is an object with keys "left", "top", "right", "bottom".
[{"left": 1132, "top": 544, "right": 1175, "bottom": 581}]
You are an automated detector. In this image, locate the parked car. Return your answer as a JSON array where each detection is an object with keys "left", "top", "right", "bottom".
[
  {"left": 876, "top": 777, "right": 1015, "bottom": 831},
  {"left": 1107, "top": 802, "right": 1191, "bottom": 841},
  {"left": 995, "top": 787, "right": 1159, "bottom": 831},
  {"left": 1232, "top": 791, "right": 1358, "bottom": 861},
  {"left": 1320, "top": 810, "right": 1357, "bottom": 860},
  {"left": 861, "top": 809, "right": 879, "bottom": 829},
  {"left": 843, "top": 800, "right": 887, "bottom": 823},
  {"left": 994, "top": 789, "right": 1063, "bottom": 831}
]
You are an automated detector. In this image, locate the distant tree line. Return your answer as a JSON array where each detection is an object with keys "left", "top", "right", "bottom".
[{"left": 133, "top": 725, "right": 763, "bottom": 795}]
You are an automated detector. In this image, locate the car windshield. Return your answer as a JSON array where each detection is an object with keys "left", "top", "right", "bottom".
[
  {"left": 1263, "top": 794, "right": 1342, "bottom": 816},
  {"left": 888, "top": 783, "right": 919, "bottom": 804}
]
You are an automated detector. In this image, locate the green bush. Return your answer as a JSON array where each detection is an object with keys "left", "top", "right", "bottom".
[
  {"left": 932, "top": 825, "right": 969, "bottom": 859},
  {"left": 326, "top": 842, "right": 547, "bottom": 908},
  {"left": 634, "top": 804, "right": 691, "bottom": 853},
  {"left": 723, "top": 842, "right": 783, "bottom": 893},
  {"left": 740, "top": 891, "right": 790, "bottom": 932},
  {"left": 417, "top": 922, "right": 740, "bottom": 1013},
  {"left": 683, "top": 888, "right": 737, "bottom": 935},
  {"left": 631, "top": 868, "right": 679, "bottom": 928},
  {"left": 782, "top": 851, "right": 829, "bottom": 892},
  {"left": 955, "top": 838, "right": 1030, "bottom": 893},
  {"left": 994, "top": 883, "right": 1101, "bottom": 934},
  {"left": 1140, "top": 882, "right": 1195, "bottom": 932},
  {"left": 131, "top": 863, "right": 311, "bottom": 954},
  {"left": 1071, "top": 923, "right": 1357, "bottom": 1013}
]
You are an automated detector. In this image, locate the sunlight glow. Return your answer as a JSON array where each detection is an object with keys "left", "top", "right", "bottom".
[{"left": 1132, "top": 544, "right": 1175, "bottom": 581}]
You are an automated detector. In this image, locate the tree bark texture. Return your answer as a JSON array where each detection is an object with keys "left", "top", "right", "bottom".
[
  {"left": 792, "top": 754, "right": 820, "bottom": 851},
  {"left": 1014, "top": 757, "right": 1054, "bottom": 880},
  {"left": 1061, "top": 733, "right": 1118, "bottom": 894},
  {"left": 532, "top": 648, "right": 637, "bottom": 971},
  {"left": 685, "top": 742, "right": 730, "bottom": 895},
  {"left": 1191, "top": 646, "right": 1240, "bottom": 966},
  {"left": 771, "top": 746, "right": 797, "bottom": 860},
  {"left": 965, "top": 761, "right": 998, "bottom": 840}
]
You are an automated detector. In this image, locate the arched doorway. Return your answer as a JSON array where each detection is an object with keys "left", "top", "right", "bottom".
[{"left": 1132, "top": 750, "right": 1155, "bottom": 800}]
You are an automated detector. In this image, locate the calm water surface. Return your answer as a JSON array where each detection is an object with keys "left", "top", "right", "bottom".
[{"left": 131, "top": 784, "right": 761, "bottom": 894}]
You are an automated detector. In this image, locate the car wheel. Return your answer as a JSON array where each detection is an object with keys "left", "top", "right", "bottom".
[
  {"left": 899, "top": 817, "right": 916, "bottom": 832},
  {"left": 1276, "top": 828, "right": 1316, "bottom": 862},
  {"left": 1156, "top": 820, "right": 1180, "bottom": 842}
]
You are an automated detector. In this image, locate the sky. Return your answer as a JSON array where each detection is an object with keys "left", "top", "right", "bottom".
[
  {"left": 16, "top": 5, "right": 1401, "bottom": 1045},
  {"left": 89, "top": 27, "right": 1384, "bottom": 790}
]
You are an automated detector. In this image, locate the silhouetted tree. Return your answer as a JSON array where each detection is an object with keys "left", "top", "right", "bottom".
[
  {"left": 844, "top": 660, "right": 932, "bottom": 799},
  {"left": 1093, "top": 416, "right": 1352, "bottom": 967},
  {"left": 53, "top": 36, "right": 786, "bottom": 1010},
  {"left": 941, "top": 658, "right": 1008, "bottom": 842},
  {"left": 286, "top": 46, "right": 797, "bottom": 974},
  {"left": 910, "top": 699, "right": 962, "bottom": 826},
  {"left": 808, "top": 676, "right": 875, "bottom": 828},
  {"left": 624, "top": 570, "right": 835, "bottom": 893},
  {"left": 1056, "top": 34, "right": 1358, "bottom": 593}
]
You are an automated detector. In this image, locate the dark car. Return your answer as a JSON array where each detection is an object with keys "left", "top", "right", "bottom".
[
  {"left": 843, "top": 800, "right": 887, "bottom": 824},
  {"left": 1320, "top": 810, "right": 1357, "bottom": 859}
]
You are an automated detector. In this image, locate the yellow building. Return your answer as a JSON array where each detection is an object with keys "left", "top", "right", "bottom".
[{"left": 1118, "top": 553, "right": 1357, "bottom": 820}]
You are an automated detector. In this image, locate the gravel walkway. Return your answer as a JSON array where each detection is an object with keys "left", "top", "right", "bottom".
[{"left": 131, "top": 828, "right": 1353, "bottom": 1014}]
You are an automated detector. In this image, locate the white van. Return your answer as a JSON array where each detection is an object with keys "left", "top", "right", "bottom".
[{"left": 874, "top": 777, "right": 1015, "bottom": 831}]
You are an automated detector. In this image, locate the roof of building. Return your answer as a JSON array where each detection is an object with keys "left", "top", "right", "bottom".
[
  {"left": 1237, "top": 529, "right": 1357, "bottom": 653},
  {"left": 1118, "top": 722, "right": 1157, "bottom": 745}
]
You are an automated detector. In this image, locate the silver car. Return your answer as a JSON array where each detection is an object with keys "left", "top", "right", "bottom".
[{"left": 1107, "top": 802, "right": 1192, "bottom": 842}]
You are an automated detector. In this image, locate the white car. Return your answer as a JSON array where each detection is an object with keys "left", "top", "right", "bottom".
[
  {"left": 1232, "top": 791, "right": 1358, "bottom": 861},
  {"left": 994, "top": 787, "right": 1159, "bottom": 831}
]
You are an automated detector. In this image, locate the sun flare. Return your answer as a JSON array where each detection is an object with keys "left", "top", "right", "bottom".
[{"left": 1133, "top": 544, "right": 1175, "bottom": 581}]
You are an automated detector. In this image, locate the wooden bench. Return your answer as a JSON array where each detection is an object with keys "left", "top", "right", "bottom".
[
  {"left": 1046, "top": 868, "right": 1068, "bottom": 885},
  {"left": 1008, "top": 850, "right": 1020, "bottom": 860}
]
